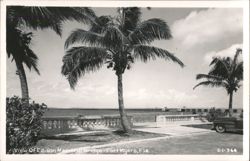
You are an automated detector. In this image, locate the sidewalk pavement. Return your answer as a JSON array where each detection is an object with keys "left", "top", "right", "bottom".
[
  {"left": 134, "top": 120, "right": 212, "bottom": 136},
  {"left": 59, "top": 121, "right": 213, "bottom": 154}
]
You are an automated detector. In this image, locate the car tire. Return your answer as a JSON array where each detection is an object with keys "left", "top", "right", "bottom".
[{"left": 215, "top": 124, "right": 226, "bottom": 133}]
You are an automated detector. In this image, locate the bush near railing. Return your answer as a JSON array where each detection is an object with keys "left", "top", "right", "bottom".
[
  {"left": 6, "top": 96, "right": 47, "bottom": 154},
  {"left": 206, "top": 107, "right": 227, "bottom": 122}
]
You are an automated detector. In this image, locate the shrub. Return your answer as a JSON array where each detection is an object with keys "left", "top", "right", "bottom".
[
  {"left": 206, "top": 107, "right": 226, "bottom": 122},
  {"left": 6, "top": 96, "right": 47, "bottom": 154}
]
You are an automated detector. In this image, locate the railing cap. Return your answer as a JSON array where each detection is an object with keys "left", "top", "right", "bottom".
[
  {"left": 42, "top": 116, "right": 77, "bottom": 120},
  {"left": 157, "top": 114, "right": 200, "bottom": 117},
  {"left": 42, "top": 115, "right": 133, "bottom": 121}
]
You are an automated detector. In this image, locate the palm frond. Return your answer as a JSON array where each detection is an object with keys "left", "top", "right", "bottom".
[
  {"left": 7, "top": 28, "right": 40, "bottom": 75},
  {"left": 90, "top": 20, "right": 126, "bottom": 48},
  {"left": 196, "top": 74, "right": 223, "bottom": 81},
  {"left": 90, "top": 15, "right": 112, "bottom": 34},
  {"left": 64, "top": 29, "right": 104, "bottom": 49},
  {"left": 102, "top": 25, "right": 126, "bottom": 49},
  {"left": 232, "top": 48, "right": 242, "bottom": 66},
  {"left": 22, "top": 47, "right": 40, "bottom": 75},
  {"left": 233, "top": 61, "right": 243, "bottom": 81},
  {"left": 193, "top": 81, "right": 227, "bottom": 90},
  {"left": 133, "top": 45, "right": 184, "bottom": 67},
  {"left": 209, "top": 57, "right": 230, "bottom": 77},
  {"left": 71, "top": 7, "right": 97, "bottom": 24},
  {"left": 62, "top": 46, "right": 108, "bottom": 89},
  {"left": 195, "top": 49, "right": 243, "bottom": 93},
  {"left": 118, "top": 7, "right": 141, "bottom": 36},
  {"left": 129, "top": 18, "right": 172, "bottom": 45},
  {"left": 8, "top": 6, "right": 96, "bottom": 36},
  {"left": 231, "top": 48, "right": 242, "bottom": 76},
  {"left": 7, "top": 27, "right": 21, "bottom": 58}
]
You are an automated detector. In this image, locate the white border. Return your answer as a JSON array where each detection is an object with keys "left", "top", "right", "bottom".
[
  {"left": 0, "top": 1, "right": 249, "bottom": 161},
  {"left": 242, "top": 1, "right": 249, "bottom": 160},
  {"left": 0, "top": 0, "right": 249, "bottom": 7}
]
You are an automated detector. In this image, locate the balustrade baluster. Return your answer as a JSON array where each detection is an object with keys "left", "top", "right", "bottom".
[
  {"left": 48, "top": 120, "right": 52, "bottom": 129},
  {"left": 41, "top": 116, "right": 132, "bottom": 136},
  {"left": 43, "top": 121, "right": 47, "bottom": 129}
]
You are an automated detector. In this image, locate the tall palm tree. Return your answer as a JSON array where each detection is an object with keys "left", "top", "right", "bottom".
[
  {"left": 193, "top": 49, "right": 243, "bottom": 116},
  {"left": 7, "top": 28, "right": 39, "bottom": 101},
  {"left": 7, "top": 6, "right": 96, "bottom": 103},
  {"left": 62, "top": 7, "right": 184, "bottom": 133}
]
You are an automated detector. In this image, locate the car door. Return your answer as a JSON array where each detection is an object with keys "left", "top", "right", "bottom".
[{"left": 235, "top": 118, "right": 243, "bottom": 130}]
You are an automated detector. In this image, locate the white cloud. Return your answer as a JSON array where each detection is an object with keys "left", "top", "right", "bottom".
[
  {"left": 204, "top": 43, "right": 243, "bottom": 64},
  {"left": 172, "top": 8, "right": 242, "bottom": 49}
]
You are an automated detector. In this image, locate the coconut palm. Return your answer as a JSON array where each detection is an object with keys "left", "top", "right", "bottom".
[
  {"left": 7, "top": 6, "right": 96, "bottom": 102},
  {"left": 193, "top": 48, "right": 243, "bottom": 116},
  {"left": 62, "top": 7, "right": 184, "bottom": 133},
  {"left": 7, "top": 28, "right": 39, "bottom": 102}
]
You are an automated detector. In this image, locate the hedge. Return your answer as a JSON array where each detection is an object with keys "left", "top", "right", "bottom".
[{"left": 6, "top": 96, "right": 47, "bottom": 154}]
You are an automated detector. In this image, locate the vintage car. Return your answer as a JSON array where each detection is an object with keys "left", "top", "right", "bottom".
[{"left": 213, "top": 116, "right": 243, "bottom": 133}]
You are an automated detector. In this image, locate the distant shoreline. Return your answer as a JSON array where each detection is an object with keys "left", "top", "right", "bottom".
[
  {"left": 43, "top": 107, "right": 243, "bottom": 117},
  {"left": 47, "top": 107, "right": 242, "bottom": 110}
]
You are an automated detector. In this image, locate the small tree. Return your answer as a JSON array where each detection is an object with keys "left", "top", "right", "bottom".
[{"left": 193, "top": 49, "right": 243, "bottom": 116}]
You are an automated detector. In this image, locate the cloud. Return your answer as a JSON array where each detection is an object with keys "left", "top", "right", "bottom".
[
  {"left": 204, "top": 43, "right": 243, "bottom": 64},
  {"left": 172, "top": 8, "right": 243, "bottom": 49}
]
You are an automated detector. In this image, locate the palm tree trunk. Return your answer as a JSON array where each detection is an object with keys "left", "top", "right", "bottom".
[
  {"left": 228, "top": 92, "right": 233, "bottom": 117},
  {"left": 15, "top": 59, "right": 29, "bottom": 105},
  {"left": 117, "top": 74, "right": 131, "bottom": 133}
]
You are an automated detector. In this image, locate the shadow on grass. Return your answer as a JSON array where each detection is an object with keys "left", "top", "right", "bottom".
[
  {"left": 35, "top": 130, "right": 168, "bottom": 154},
  {"left": 44, "top": 131, "right": 111, "bottom": 142},
  {"left": 42, "top": 130, "right": 167, "bottom": 143}
]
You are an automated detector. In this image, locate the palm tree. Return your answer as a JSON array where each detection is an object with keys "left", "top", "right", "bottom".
[
  {"left": 7, "top": 28, "right": 39, "bottom": 101},
  {"left": 7, "top": 6, "right": 96, "bottom": 103},
  {"left": 62, "top": 8, "right": 184, "bottom": 133},
  {"left": 193, "top": 48, "right": 243, "bottom": 116}
]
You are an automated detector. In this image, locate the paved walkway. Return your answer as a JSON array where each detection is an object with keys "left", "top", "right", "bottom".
[
  {"left": 134, "top": 121, "right": 212, "bottom": 136},
  {"left": 59, "top": 121, "right": 213, "bottom": 154}
]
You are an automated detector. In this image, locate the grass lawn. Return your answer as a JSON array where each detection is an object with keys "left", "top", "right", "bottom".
[
  {"left": 34, "top": 130, "right": 167, "bottom": 154},
  {"left": 33, "top": 124, "right": 242, "bottom": 155},
  {"left": 88, "top": 132, "right": 243, "bottom": 155}
]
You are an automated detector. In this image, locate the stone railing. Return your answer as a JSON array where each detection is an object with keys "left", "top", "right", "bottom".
[
  {"left": 40, "top": 115, "right": 133, "bottom": 136},
  {"left": 156, "top": 114, "right": 207, "bottom": 126}
]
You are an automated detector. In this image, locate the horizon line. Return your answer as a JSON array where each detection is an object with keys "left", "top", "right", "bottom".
[{"left": 47, "top": 106, "right": 243, "bottom": 110}]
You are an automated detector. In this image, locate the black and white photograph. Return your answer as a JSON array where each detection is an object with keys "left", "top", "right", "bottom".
[{"left": 0, "top": 0, "right": 249, "bottom": 161}]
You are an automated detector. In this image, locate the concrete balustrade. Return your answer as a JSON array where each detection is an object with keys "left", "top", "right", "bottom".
[
  {"left": 40, "top": 115, "right": 133, "bottom": 136},
  {"left": 156, "top": 114, "right": 206, "bottom": 127}
]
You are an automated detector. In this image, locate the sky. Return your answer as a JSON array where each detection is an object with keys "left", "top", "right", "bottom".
[{"left": 6, "top": 7, "right": 243, "bottom": 109}]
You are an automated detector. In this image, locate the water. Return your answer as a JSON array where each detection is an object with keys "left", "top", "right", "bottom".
[{"left": 43, "top": 108, "right": 163, "bottom": 117}]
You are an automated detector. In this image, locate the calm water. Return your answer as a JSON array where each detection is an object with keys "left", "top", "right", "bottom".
[{"left": 43, "top": 108, "right": 164, "bottom": 117}]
